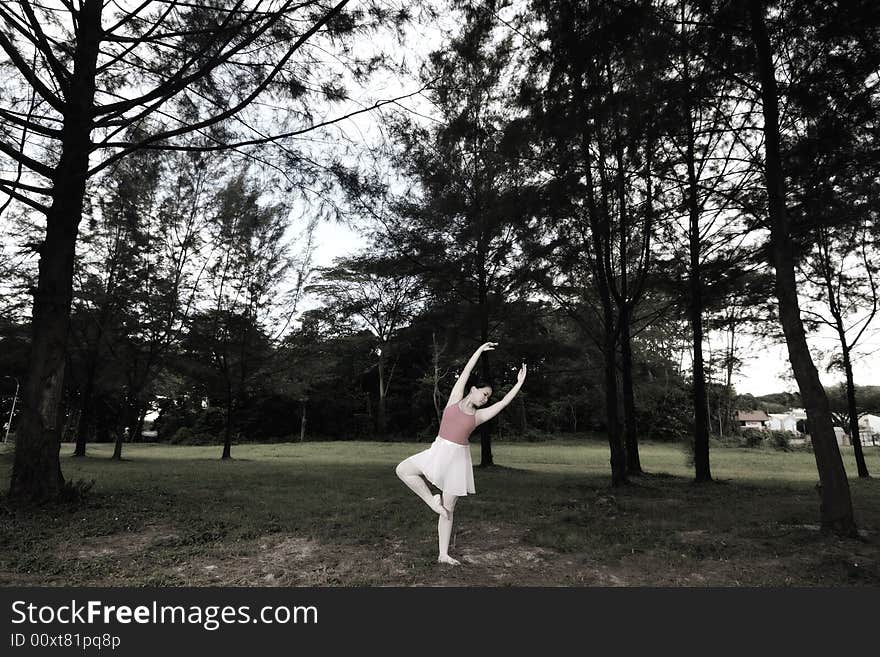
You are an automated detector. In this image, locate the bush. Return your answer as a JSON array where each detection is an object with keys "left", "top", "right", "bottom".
[
  {"left": 153, "top": 401, "right": 198, "bottom": 440},
  {"left": 170, "top": 426, "right": 195, "bottom": 444},
  {"left": 711, "top": 432, "right": 742, "bottom": 447},
  {"left": 769, "top": 430, "right": 792, "bottom": 451},
  {"left": 169, "top": 426, "right": 214, "bottom": 445},
  {"left": 740, "top": 428, "right": 766, "bottom": 448},
  {"left": 193, "top": 406, "right": 225, "bottom": 436}
]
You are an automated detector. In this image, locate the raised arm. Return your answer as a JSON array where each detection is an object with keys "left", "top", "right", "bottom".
[
  {"left": 446, "top": 342, "right": 496, "bottom": 407},
  {"left": 475, "top": 363, "right": 527, "bottom": 426}
]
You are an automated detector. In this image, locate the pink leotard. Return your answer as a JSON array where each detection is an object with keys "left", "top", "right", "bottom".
[{"left": 437, "top": 403, "right": 477, "bottom": 445}]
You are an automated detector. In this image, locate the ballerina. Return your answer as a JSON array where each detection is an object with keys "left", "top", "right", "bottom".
[{"left": 395, "top": 341, "right": 527, "bottom": 565}]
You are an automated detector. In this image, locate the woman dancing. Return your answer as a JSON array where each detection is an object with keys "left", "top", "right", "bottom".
[{"left": 395, "top": 341, "right": 527, "bottom": 565}]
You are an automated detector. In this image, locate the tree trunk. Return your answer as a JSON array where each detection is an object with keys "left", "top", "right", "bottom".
[
  {"left": 432, "top": 332, "right": 442, "bottom": 426},
  {"left": 478, "top": 282, "right": 494, "bottom": 466},
  {"left": 112, "top": 396, "right": 138, "bottom": 460},
  {"left": 611, "top": 77, "right": 643, "bottom": 477},
  {"left": 299, "top": 399, "right": 307, "bottom": 442},
  {"left": 749, "top": 0, "right": 856, "bottom": 534},
  {"left": 841, "top": 346, "right": 869, "bottom": 478},
  {"left": 619, "top": 314, "right": 642, "bottom": 474},
  {"left": 723, "top": 327, "right": 736, "bottom": 441},
  {"left": 689, "top": 293, "right": 711, "bottom": 483},
  {"left": 582, "top": 101, "right": 626, "bottom": 486},
  {"left": 603, "top": 318, "right": 627, "bottom": 486},
  {"left": 8, "top": 0, "right": 103, "bottom": 502},
  {"left": 73, "top": 370, "right": 95, "bottom": 457},
  {"left": 61, "top": 406, "right": 78, "bottom": 445},
  {"left": 682, "top": 6, "right": 712, "bottom": 483},
  {"left": 111, "top": 417, "right": 124, "bottom": 460},
  {"left": 133, "top": 403, "right": 147, "bottom": 444},
  {"left": 222, "top": 387, "right": 233, "bottom": 460},
  {"left": 377, "top": 348, "right": 387, "bottom": 437}
]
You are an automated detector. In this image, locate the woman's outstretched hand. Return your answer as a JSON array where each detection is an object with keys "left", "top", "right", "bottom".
[
  {"left": 479, "top": 342, "right": 498, "bottom": 353},
  {"left": 517, "top": 363, "right": 527, "bottom": 383}
]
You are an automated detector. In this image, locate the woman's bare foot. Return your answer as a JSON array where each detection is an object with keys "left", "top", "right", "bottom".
[
  {"left": 437, "top": 554, "right": 461, "bottom": 565},
  {"left": 432, "top": 494, "right": 450, "bottom": 520}
]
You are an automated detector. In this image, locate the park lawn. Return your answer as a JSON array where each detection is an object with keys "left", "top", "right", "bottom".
[{"left": 0, "top": 439, "right": 879, "bottom": 586}]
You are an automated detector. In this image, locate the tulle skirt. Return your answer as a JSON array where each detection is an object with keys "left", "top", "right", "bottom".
[{"left": 407, "top": 437, "right": 476, "bottom": 497}]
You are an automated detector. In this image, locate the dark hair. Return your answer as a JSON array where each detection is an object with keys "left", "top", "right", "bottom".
[{"left": 468, "top": 378, "right": 492, "bottom": 391}]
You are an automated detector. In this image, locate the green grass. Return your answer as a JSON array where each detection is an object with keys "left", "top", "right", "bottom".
[{"left": 0, "top": 439, "right": 879, "bottom": 586}]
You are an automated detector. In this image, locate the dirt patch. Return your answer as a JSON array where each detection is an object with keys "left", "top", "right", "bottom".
[
  {"left": 457, "top": 523, "right": 556, "bottom": 567},
  {"left": 0, "top": 571, "right": 64, "bottom": 586},
  {"left": 168, "top": 521, "right": 571, "bottom": 586},
  {"left": 676, "top": 529, "right": 709, "bottom": 543},
  {"left": 170, "top": 535, "right": 366, "bottom": 586},
  {"left": 54, "top": 523, "right": 180, "bottom": 561},
  {"left": 427, "top": 521, "right": 577, "bottom": 586}
]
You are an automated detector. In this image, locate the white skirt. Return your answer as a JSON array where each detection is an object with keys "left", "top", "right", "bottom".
[{"left": 407, "top": 437, "right": 476, "bottom": 497}]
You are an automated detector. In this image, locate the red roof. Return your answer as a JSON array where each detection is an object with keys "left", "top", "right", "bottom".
[{"left": 736, "top": 410, "right": 770, "bottom": 422}]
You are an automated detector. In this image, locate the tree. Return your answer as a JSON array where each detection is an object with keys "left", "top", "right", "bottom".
[
  {"left": 308, "top": 254, "right": 421, "bottom": 436},
  {"left": 661, "top": 0, "right": 766, "bottom": 481},
  {"left": 273, "top": 310, "right": 341, "bottom": 441},
  {"left": 194, "top": 172, "right": 302, "bottom": 459},
  {"left": 382, "top": 1, "right": 533, "bottom": 465},
  {"left": 0, "top": 0, "right": 409, "bottom": 501},
  {"left": 521, "top": 0, "right": 668, "bottom": 483},
  {"left": 781, "top": 0, "right": 880, "bottom": 479},
  {"left": 747, "top": 0, "right": 856, "bottom": 534},
  {"left": 801, "top": 222, "right": 877, "bottom": 477},
  {"left": 66, "top": 142, "right": 185, "bottom": 458}
]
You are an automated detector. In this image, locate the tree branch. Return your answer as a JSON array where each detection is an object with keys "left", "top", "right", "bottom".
[
  {"left": 89, "top": 80, "right": 433, "bottom": 174},
  {"left": 92, "top": 0, "right": 287, "bottom": 120},
  {"left": 0, "top": 138, "right": 55, "bottom": 178},
  {"left": 0, "top": 28, "right": 66, "bottom": 113},
  {"left": 17, "top": 0, "right": 72, "bottom": 93},
  {"left": 0, "top": 180, "right": 49, "bottom": 213}
]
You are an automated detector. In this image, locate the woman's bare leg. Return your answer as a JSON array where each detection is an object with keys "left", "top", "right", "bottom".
[
  {"left": 395, "top": 457, "right": 449, "bottom": 519},
  {"left": 437, "top": 491, "right": 460, "bottom": 565}
]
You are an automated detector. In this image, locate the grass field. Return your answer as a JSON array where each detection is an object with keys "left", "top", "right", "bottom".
[{"left": 1, "top": 439, "right": 879, "bottom": 586}]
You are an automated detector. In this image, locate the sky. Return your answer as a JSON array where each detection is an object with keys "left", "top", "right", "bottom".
[{"left": 729, "top": 329, "right": 880, "bottom": 396}]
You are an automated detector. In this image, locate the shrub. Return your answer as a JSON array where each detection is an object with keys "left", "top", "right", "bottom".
[
  {"left": 711, "top": 432, "right": 742, "bottom": 447},
  {"left": 153, "top": 402, "right": 198, "bottom": 440},
  {"left": 769, "top": 430, "right": 792, "bottom": 451},
  {"left": 740, "top": 428, "right": 766, "bottom": 448},
  {"left": 193, "top": 407, "right": 225, "bottom": 436}
]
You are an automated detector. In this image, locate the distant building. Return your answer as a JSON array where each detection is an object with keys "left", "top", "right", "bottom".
[
  {"left": 858, "top": 414, "right": 880, "bottom": 446},
  {"left": 736, "top": 410, "right": 770, "bottom": 429},
  {"left": 748, "top": 407, "right": 879, "bottom": 447},
  {"left": 768, "top": 413, "right": 800, "bottom": 434}
]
